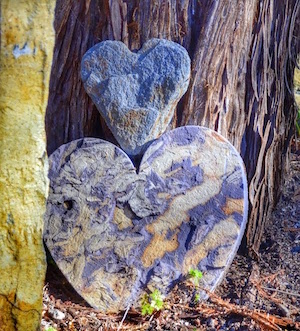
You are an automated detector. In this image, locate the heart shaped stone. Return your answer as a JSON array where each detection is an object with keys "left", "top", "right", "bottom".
[
  {"left": 81, "top": 39, "right": 191, "bottom": 156},
  {"left": 44, "top": 126, "right": 248, "bottom": 312}
]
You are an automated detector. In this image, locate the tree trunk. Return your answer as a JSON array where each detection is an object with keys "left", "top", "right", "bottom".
[
  {"left": 46, "top": 0, "right": 299, "bottom": 255},
  {"left": 0, "top": 1, "right": 55, "bottom": 330}
]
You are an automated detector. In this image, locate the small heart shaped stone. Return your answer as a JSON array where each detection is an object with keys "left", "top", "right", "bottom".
[
  {"left": 44, "top": 126, "right": 248, "bottom": 313},
  {"left": 81, "top": 39, "right": 191, "bottom": 156}
]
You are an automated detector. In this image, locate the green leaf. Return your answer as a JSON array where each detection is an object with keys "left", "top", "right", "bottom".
[
  {"left": 194, "top": 293, "right": 200, "bottom": 303},
  {"left": 140, "top": 289, "right": 164, "bottom": 315},
  {"left": 141, "top": 303, "right": 154, "bottom": 316},
  {"left": 189, "top": 268, "right": 203, "bottom": 286}
]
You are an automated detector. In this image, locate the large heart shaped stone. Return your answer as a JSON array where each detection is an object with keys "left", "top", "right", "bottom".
[
  {"left": 81, "top": 39, "right": 191, "bottom": 156},
  {"left": 44, "top": 126, "right": 248, "bottom": 312}
]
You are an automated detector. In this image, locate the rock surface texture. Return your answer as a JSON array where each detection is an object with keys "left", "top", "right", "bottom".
[
  {"left": 81, "top": 39, "right": 191, "bottom": 156},
  {"left": 0, "top": 1, "right": 55, "bottom": 330},
  {"left": 44, "top": 126, "right": 248, "bottom": 313}
]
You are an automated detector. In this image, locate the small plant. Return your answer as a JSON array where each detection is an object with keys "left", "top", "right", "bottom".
[
  {"left": 194, "top": 293, "right": 200, "bottom": 303},
  {"left": 189, "top": 268, "right": 203, "bottom": 286},
  {"left": 45, "top": 327, "right": 57, "bottom": 331},
  {"left": 189, "top": 268, "right": 203, "bottom": 305},
  {"left": 141, "top": 289, "right": 164, "bottom": 316}
]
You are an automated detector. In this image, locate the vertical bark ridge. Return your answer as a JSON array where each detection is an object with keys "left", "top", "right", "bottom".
[{"left": 243, "top": 0, "right": 299, "bottom": 254}]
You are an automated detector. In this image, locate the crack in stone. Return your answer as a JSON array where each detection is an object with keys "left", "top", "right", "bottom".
[{"left": 0, "top": 293, "right": 41, "bottom": 315}]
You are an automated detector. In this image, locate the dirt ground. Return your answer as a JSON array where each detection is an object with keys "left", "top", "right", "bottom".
[{"left": 41, "top": 148, "right": 300, "bottom": 331}]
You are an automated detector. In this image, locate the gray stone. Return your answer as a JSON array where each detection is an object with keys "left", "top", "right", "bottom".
[
  {"left": 44, "top": 126, "right": 248, "bottom": 313},
  {"left": 81, "top": 39, "right": 191, "bottom": 156}
]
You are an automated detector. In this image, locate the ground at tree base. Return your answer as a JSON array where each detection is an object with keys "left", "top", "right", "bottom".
[{"left": 41, "top": 148, "right": 300, "bottom": 331}]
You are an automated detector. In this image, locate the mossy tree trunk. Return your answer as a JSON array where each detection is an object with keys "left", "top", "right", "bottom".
[{"left": 46, "top": 0, "right": 299, "bottom": 255}]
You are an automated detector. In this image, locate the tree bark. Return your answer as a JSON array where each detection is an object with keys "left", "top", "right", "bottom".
[{"left": 46, "top": 0, "right": 299, "bottom": 254}]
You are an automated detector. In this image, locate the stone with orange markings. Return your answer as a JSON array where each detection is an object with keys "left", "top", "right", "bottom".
[{"left": 44, "top": 126, "right": 248, "bottom": 313}]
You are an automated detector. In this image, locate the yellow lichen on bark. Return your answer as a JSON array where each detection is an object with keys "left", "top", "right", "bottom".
[{"left": 0, "top": 1, "right": 55, "bottom": 330}]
